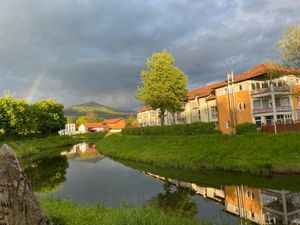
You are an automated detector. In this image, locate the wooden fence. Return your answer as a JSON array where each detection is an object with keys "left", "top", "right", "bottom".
[{"left": 261, "top": 121, "right": 300, "bottom": 133}]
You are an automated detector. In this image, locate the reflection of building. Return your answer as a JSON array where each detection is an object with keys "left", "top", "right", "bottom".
[
  {"left": 143, "top": 171, "right": 300, "bottom": 225},
  {"left": 225, "top": 186, "right": 300, "bottom": 225},
  {"left": 61, "top": 143, "right": 98, "bottom": 155},
  {"left": 225, "top": 186, "right": 264, "bottom": 224}
]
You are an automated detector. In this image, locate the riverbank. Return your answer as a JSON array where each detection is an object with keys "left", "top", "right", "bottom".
[
  {"left": 0, "top": 133, "right": 105, "bottom": 158},
  {"left": 39, "top": 198, "right": 217, "bottom": 225},
  {"left": 97, "top": 132, "right": 300, "bottom": 174}
]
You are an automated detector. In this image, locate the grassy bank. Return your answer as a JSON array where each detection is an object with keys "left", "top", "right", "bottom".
[
  {"left": 97, "top": 133, "right": 300, "bottom": 174},
  {"left": 39, "top": 198, "right": 219, "bottom": 225},
  {"left": 0, "top": 133, "right": 105, "bottom": 158}
]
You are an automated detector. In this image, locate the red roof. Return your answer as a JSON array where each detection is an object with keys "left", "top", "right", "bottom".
[
  {"left": 103, "top": 118, "right": 124, "bottom": 124},
  {"left": 82, "top": 123, "right": 105, "bottom": 129},
  {"left": 186, "top": 81, "right": 226, "bottom": 100}
]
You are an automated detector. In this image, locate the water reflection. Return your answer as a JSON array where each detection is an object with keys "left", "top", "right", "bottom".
[
  {"left": 149, "top": 182, "right": 198, "bottom": 219},
  {"left": 61, "top": 143, "right": 104, "bottom": 162},
  {"left": 144, "top": 171, "right": 300, "bottom": 225},
  {"left": 24, "top": 143, "right": 300, "bottom": 225},
  {"left": 23, "top": 155, "right": 68, "bottom": 193}
]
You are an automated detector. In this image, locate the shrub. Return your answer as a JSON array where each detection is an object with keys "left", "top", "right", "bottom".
[
  {"left": 235, "top": 123, "right": 257, "bottom": 135},
  {"left": 122, "top": 122, "right": 219, "bottom": 136}
]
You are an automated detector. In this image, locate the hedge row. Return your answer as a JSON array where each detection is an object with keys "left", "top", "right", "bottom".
[
  {"left": 122, "top": 122, "right": 220, "bottom": 135},
  {"left": 236, "top": 123, "right": 257, "bottom": 135}
]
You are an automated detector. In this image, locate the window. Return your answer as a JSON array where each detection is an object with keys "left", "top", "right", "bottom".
[
  {"left": 262, "top": 82, "right": 268, "bottom": 88},
  {"left": 277, "top": 115, "right": 284, "bottom": 123},
  {"left": 198, "top": 110, "right": 201, "bottom": 120},
  {"left": 251, "top": 212, "right": 255, "bottom": 218},
  {"left": 255, "top": 117, "right": 261, "bottom": 127},
  {"left": 285, "top": 114, "right": 292, "bottom": 123},
  {"left": 256, "top": 82, "right": 261, "bottom": 89},
  {"left": 239, "top": 84, "right": 243, "bottom": 91},
  {"left": 238, "top": 102, "right": 246, "bottom": 111},
  {"left": 251, "top": 83, "right": 256, "bottom": 90},
  {"left": 297, "top": 110, "right": 300, "bottom": 121},
  {"left": 226, "top": 121, "right": 231, "bottom": 128},
  {"left": 266, "top": 116, "right": 273, "bottom": 125},
  {"left": 253, "top": 100, "right": 261, "bottom": 108},
  {"left": 197, "top": 98, "right": 201, "bottom": 106}
]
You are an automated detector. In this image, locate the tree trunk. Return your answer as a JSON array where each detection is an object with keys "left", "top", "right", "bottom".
[{"left": 160, "top": 110, "right": 165, "bottom": 126}]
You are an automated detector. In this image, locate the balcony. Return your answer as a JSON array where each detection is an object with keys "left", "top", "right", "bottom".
[
  {"left": 252, "top": 106, "right": 292, "bottom": 114},
  {"left": 251, "top": 86, "right": 290, "bottom": 96}
]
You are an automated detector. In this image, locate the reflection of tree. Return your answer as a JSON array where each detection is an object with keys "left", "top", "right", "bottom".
[
  {"left": 23, "top": 155, "right": 68, "bottom": 193},
  {"left": 149, "top": 182, "right": 198, "bottom": 219}
]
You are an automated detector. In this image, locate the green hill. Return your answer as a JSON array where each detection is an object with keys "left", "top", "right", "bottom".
[{"left": 64, "top": 102, "right": 134, "bottom": 119}]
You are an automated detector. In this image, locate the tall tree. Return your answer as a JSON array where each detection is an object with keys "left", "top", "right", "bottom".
[
  {"left": 276, "top": 25, "right": 300, "bottom": 69},
  {"left": 0, "top": 96, "right": 35, "bottom": 135},
  {"left": 32, "top": 99, "right": 66, "bottom": 134},
  {"left": 136, "top": 50, "right": 188, "bottom": 125}
]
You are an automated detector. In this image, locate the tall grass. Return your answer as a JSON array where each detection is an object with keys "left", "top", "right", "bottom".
[
  {"left": 97, "top": 132, "right": 300, "bottom": 174},
  {"left": 39, "top": 198, "right": 225, "bottom": 225}
]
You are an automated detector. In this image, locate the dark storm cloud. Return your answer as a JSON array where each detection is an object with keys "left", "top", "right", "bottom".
[{"left": 0, "top": 0, "right": 300, "bottom": 109}]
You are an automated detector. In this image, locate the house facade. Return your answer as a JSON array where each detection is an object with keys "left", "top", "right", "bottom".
[{"left": 137, "top": 64, "right": 300, "bottom": 133}]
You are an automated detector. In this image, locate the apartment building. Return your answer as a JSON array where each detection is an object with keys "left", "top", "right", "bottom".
[{"left": 137, "top": 64, "right": 300, "bottom": 133}]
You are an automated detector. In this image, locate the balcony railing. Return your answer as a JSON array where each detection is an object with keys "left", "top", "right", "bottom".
[
  {"left": 277, "top": 106, "right": 293, "bottom": 112},
  {"left": 253, "top": 106, "right": 292, "bottom": 114},
  {"left": 251, "top": 86, "right": 290, "bottom": 95},
  {"left": 253, "top": 107, "right": 273, "bottom": 114}
]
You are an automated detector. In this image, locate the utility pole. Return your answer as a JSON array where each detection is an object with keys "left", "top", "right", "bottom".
[{"left": 270, "top": 77, "right": 278, "bottom": 133}]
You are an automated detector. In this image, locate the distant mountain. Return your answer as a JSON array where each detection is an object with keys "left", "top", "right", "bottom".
[{"left": 64, "top": 102, "right": 135, "bottom": 119}]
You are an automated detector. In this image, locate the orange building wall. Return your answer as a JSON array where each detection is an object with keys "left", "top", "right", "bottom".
[{"left": 217, "top": 89, "right": 252, "bottom": 134}]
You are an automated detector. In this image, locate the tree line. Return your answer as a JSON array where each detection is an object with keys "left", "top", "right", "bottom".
[{"left": 0, "top": 96, "right": 66, "bottom": 135}]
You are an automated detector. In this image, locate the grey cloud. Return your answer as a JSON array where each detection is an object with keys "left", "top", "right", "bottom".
[{"left": 0, "top": 0, "right": 300, "bottom": 110}]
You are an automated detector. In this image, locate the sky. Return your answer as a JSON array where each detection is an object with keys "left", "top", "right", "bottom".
[{"left": 1, "top": 0, "right": 300, "bottom": 110}]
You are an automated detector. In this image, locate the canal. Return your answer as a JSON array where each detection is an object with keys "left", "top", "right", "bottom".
[{"left": 22, "top": 143, "right": 300, "bottom": 225}]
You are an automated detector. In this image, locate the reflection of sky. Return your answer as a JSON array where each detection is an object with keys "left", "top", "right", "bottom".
[
  {"left": 42, "top": 157, "right": 237, "bottom": 223},
  {"left": 193, "top": 197, "right": 238, "bottom": 225},
  {"left": 46, "top": 158, "right": 164, "bottom": 206}
]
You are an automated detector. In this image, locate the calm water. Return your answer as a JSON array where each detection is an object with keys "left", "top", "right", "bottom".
[{"left": 22, "top": 143, "right": 300, "bottom": 225}]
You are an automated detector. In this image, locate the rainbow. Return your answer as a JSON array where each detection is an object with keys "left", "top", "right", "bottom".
[{"left": 25, "top": 72, "right": 44, "bottom": 103}]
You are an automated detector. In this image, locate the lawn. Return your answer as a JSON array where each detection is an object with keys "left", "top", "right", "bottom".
[
  {"left": 97, "top": 132, "right": 300, "bottom": 174},
  {"left": 39, "top": 198, "right": 225, "bottom": 225}
]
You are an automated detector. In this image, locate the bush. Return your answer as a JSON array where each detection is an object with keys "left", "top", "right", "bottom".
[
  {"left": 235, "top": 123, "right": 257, "bottom": 135},
  {"left": 122, "top": 122, "right": 219, "bottom": 136}
]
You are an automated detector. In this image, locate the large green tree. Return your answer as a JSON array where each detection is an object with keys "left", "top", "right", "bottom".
[
  {"left": 276, "top": 25, "right": 300, "bottom": 69},
  {"left": 0, "top": 96, "right": 35, "bottom": 135},
  {"left": 136, "top": 50, "right": 188, "bottom": 125},
  {"left": 32, "top": 99, "right": 66, "bottom": 134}
]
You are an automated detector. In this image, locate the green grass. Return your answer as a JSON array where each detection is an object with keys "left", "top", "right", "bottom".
[
  {"left": 0, "top": 133, "right": 105, "bottom": 158},
  {"left": 39, "top": 198, "right": 222, "bottom": 225},
  {"left": 97, "top": 132, "right": 300, "bottom": 174}
]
